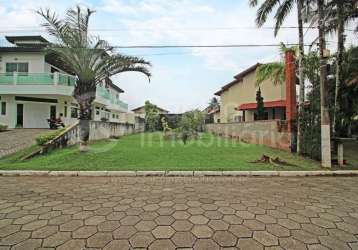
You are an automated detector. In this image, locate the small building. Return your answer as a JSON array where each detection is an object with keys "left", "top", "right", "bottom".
[
  {"left": 132, "top": 105, "right": 169, "bottom": 119},
  {"left": 214, "top": 63, "right": 286, "bottom": 123},
  {"left": 0, "top": 35, "right": 130, "bottom": 128}
]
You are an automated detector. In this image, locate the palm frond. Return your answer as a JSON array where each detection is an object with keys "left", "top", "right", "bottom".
[
  {"left": 249, "top": 0, "right": 259, "bottom": 7},
  {"left": 256, "top": 0, "right": 281, "bottom": 27},
  {"left": 274, "top": 0, "right": 294, "bottom": 36},
  {"left": 255, "top": 62, "right": 285, "bottom": 86}
]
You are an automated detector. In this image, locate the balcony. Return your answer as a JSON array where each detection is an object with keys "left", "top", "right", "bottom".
[
  {"left": 0, "top": 73, "right": 128, "bottom": 112},
  {"left": 96, "top": 86, "right": 128, "bottom": 112},
  {"left": 0, "top": 72, "right": 76, "bottom": 96}
]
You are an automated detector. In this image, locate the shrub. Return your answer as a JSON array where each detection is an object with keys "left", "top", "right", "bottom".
[
  {"left": 35, "top": 128, "right": 66, "bottom": 146},
  {"left": 0, "top": 124, "right": 7, "bottom": 132}
]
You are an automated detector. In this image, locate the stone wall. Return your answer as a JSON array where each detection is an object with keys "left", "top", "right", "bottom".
[{"left": 206, "top": 120, "right": 292, "bottom": 151}]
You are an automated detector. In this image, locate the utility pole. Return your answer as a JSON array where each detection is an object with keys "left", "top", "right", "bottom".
[
  {"left": 317, "top": 0, "right": 332, "bottom": 168},
  {"left": 297, "top": 0, "right": 305, "bottom": 154}
]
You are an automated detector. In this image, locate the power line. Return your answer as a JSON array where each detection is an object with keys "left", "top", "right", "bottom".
[
  {"left": 0, "top": 26, "right": 355, "bottom": 33},
  {"left": 113, "top": 43, "right": 312, "bottom": 49}
]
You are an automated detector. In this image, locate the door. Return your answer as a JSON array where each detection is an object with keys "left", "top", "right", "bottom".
[
  {"left": 50, "top": 105, "right": 57, "bottom": 119},
  {"left": 16, "top": 104, "right": 23, "bottom": 127}
]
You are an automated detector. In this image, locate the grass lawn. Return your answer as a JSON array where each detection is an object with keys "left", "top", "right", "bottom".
[{"left": 0, "top": 132, "right": 323, "bottom": 171}]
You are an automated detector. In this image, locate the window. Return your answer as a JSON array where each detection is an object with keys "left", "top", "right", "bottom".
[
  {"left": 112, "top": 114, "right": 115, "bottom": 119},
  {"left": 1, "top": 102, "right": 6, "bottom": 115},
  {"left": 71, "top": 107, "right": 78, "bottom": 118},
  {"left": 6, "top": 63, "right": 29, "bottom": 74},
  {"left": 64, "top": 106, "right": 68, "bottom": 118}
]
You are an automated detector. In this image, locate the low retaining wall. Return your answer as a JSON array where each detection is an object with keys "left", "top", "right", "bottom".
[
  {"left": 43, "top": 120, "right": 144, "bottom": 153},
  {"left": 206, "top": 120, "right": 292, "bottom": 151}
]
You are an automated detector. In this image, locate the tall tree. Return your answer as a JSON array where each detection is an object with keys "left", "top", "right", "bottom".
[
  {"left": 249, "top": 0, "right": 306, "bottom": 154},
  {"left": 317, "top": 0, "right": 332, "bottom": 168},
  {"left": 256, "top": 88, "right": 265, "bottom": 120},
  {"left": 37, "top": 6, "right": 151, "bottom": 151}
]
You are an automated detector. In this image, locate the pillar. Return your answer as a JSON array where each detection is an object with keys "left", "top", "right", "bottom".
[{"left": 284, "top": 50, "right": 297, "bottom": 133}]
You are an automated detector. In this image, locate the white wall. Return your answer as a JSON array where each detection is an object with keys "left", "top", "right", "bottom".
[
  {"left": 0, "top": 95, "right": 16, "bottom": 128},
  {"left": 0, "top": 52, "right": 46, "bottom": 73}
]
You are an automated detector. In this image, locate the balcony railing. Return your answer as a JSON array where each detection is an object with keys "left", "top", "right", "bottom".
[
  {"left": 96, "top": 86, "right": 128, "bottom": 111},
  {"left": 0, "top": 72, "right": 76, "bottom": 86}
]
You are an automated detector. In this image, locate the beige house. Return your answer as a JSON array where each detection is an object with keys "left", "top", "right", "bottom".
[
  {"left": 132, "top": 105, "right": 169, "bottom": 119},
  {"left": 214, "top": 63, "right": 286, "bottom": 123}
]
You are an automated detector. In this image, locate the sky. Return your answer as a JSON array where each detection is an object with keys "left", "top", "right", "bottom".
[{"left": 0, "top": 0, "right": 357, "bottom": 113}]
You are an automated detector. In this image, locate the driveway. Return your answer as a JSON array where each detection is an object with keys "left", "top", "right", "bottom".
[
  {"left": 0, "top": 176, "right": 357, "bottom": 250},
  {"left": 0, "top": 129, "right": 49, "bottom": 158}
]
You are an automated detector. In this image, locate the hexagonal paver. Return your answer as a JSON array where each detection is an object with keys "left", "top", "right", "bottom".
[
  {"left": 155, "top": 215, "right": 175, "bottom": 225},
  {"left": 113, "top": 225, "right": 137, "bottom": 239},
  {"left": 129, "top": 232, "right": 154, "bottom": 248},
  {"left": 266, "top": 224, "right": 290, "bottom": 237},
  {"left": 253, "top": 231, "right": 278, "bottom": 246},
  {"left": 277, "top": 218, "right": 301, "bottom": 230},
  {"left": 256, "top": 214, "right": 277, "bottom": 224},
  {"left": 135, "top": 220, "right": 157, "bottom": 231},
  {"left": 172, "top": 220, "right": 193, "bottom": 231},
  {"left": 208, "top": 219, "right": 229, "bottom": 230},
  {"left": 0, "top": 225, "right": 20, "bottom": 237},
  {"left": 229, "top": 224, "right": 253, "bottom": 238},
  {"left": 213, "top": 231, "right": 237, "bottom": 247},
  {"left": 12, "top": 239, "right": 42, "bottom": 250},
  {"left": 157, "top": 207, "right": 174, "bottom": 216},
  {"left": 60, "top": 220, "right": 83, "bottom": 232},
  {"left": 172, "top": 231, "right": 196, "bottom": 247},
  {"left": 194, "top": 239, "right": 220, "bottom": 250},
  {"left": 22, "top": 220, "right": 47, "bottom": 231},
  {"left": 204, "top": 211, "right": 223, "bottom": 220},
  {"left": 120, "top": 215, "right": 141, "bottom": 226},
  {"left": 32, "top": 225, "right": 58, "bottom": 238},
  {"left": 103, "top": 240, "right": 130, "bottom": 250},
  {"left": 279, "top": 237, "right": 307, "bottom": 250},
  {"left": 292, "top": 229, "right": 320, "bottom": 244},
  {"left": 319, "top": 235, "right": 351, "bottom": 250},
  {"left": 98, "top": 220, "right": 120, "bottom": 232},
  {"left": 87, "top": 233, "right": 112, "bottom": 248},
  {"left": 85, "top": 215, "right": 106, "bottom": 226},
  {"left": 73, "top": 225, "right": 97, "bottom": 239},
  {"left": 149, "top": 239, "right": 176, "bottom": 250},
  {"left": 189, "top": 215, "right": 209, "bottom": 225},
  {"left": 172, "top": 211, "right": 190, "bottom": 220},
  {"left": 243, "top": 219, "right": 265, "bottom": 230},
  {"left": 152, "top": 225, "right": 175, "bottom": 239},
  {"left": 311, "top": 218, "right": 336, "bottom": 229},
  {"left": 223, "top": 214, "right": 243, "bottom": 224},
  {"left": 43, "top": 232, "right": 71, "bottom": 247},
  {"left": 191, "top": 225, "right": 213, "bottom": 238},
  {"left": 57, "top": 239, "right": 86, "bottom": 250},
  {"left": 237, "top": 238, "right": 263, "bottom": 250}
]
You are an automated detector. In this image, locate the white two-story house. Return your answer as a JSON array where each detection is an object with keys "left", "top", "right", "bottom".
[{"left": 0, "top": 35, "right": 129, "bottom": 129}]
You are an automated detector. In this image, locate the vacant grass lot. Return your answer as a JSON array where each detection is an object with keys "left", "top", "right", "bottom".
[{"left": 0, "top": 133, "right": 322, "bottom": 171}]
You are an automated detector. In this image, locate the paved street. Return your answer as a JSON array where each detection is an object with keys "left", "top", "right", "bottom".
[
  {"left": 0, "top": 176, "right": 357, "bottom": 250},
  {"left": 0, "top": 129, "right": 49, "bottom": 158}
]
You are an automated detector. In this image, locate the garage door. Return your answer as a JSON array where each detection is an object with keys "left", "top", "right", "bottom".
[{"left": 23, "top": 103, "right": 52, "bottom": 128}]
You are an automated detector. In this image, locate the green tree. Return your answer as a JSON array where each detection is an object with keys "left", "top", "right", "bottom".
[
  {"left": 208, "top": 97, "right": 219, "bottom": 110},
  {"left": 37, "top": 6, "right": 151, "bottom": 151},
  {"left": 144, "top": 101, "right": 159, "bottom": 132},
  {"left": 256, "top": 88, "right": 265, "bottom": 120},
  {"left": 249, "top": 0, "right": 306, "bottom": 154},
  {"left": 179, "top": 110, "right": 205, "bottom": 140}
]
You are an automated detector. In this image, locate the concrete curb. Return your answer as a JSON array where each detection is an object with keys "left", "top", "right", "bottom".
[{"left": 0, "top": 170, "right": 358, "bottom": 177}]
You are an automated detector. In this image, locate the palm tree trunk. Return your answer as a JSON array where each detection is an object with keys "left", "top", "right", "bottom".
[
  {"left": 75, "top": 83, "right": 96, "bottom": 152},
  {"left": 296, "top": 0, "right": 305, "bottom": 155},
  {"left": 333, "top": 1, "right": 345, "bottom": 137},
  {"left": 78, "top": 103, "right": 92, "bottom": 152},
  {"left": 317, "top": 0, "right": 332, "bottom": 168}
]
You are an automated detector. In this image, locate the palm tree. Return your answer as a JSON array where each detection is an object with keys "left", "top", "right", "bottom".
[
  {"left": 317, "top": 0, "right": 332, "bottom": 168},
  {"left": 37, "top": 6, "right": 151, "bottom": 151},
  {"left": 208, "top": 97, "right": 219, "bottom": 110},
  {"left": 249, "top": 0, "right": 306, "bottom": 154},
  {"left": 325, "top": 0, "right": 357, "bottom": 136}
]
